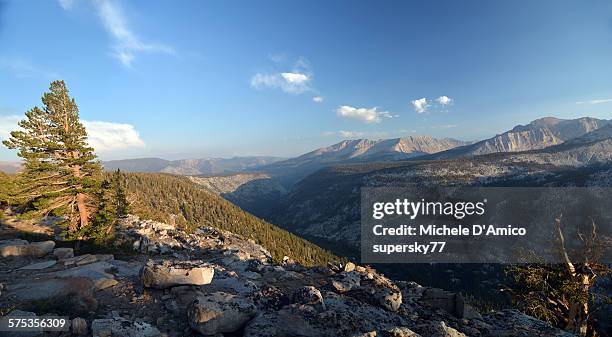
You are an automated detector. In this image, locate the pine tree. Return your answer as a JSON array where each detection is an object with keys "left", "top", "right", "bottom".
[
  {"left": 111, "top": 169, "right": 129, "bottom": 218},
  {"left": 0, "top": 173, "right": 15, "bottom": 207},
  {"left": 89, "top": 179, "right": 115, "bottom": 241},
  {"left": 2, "top": 80, "right": 103, "bottom": 238}
]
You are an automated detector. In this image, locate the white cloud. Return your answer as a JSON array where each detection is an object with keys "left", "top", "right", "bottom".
[
  {"left": 411, "top": 98, "right": 429, "bottom": 113},
  {"left": 436, "top": 95, "right": 453, "bottom": 106},
  {"left": 281, "top": 72, "right": 309, "bottom": 84},
  {"left": 336, "top": 105, "right": 392, "bottom": 124},
  {"left": 339, "top": 130, "right": 365, "bottom": 138},
  {"left": 250, "top": 71, "right": 311, "bottom": 94},
  {"left": 62, "top": 0, "right": 175, "bottom": 67},
  {"left": 0, "top": 116, "right": 145, "bottom": 153},
  {"left": 313, "top": 96, "right": 324, "bottom": 103},
  {"left": 576, "top": 98, "right": 612, "bottom": 105},
  {"left": 81, "top": 120, "right": 145, "bottom": 152},
  {"left": 250, "top": 57, "right": 314, "bottom": 94},
  {"left": 0, "top": 115, "right": 21, "bottom": 141}
]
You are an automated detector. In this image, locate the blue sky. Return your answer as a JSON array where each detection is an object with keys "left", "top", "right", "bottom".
[{"left": 1, "top": 0, "right": 611, "bottom": 160}]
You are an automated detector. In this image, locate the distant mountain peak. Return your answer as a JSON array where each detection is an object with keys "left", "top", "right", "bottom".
[
  {"left": 300, "top": 135, "right": 467, "bottom": 162},
  {"left": 429, "top": 116, "right": 611, "bottom": 159}
]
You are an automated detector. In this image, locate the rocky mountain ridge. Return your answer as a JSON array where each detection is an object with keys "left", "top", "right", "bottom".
[
  {"left": 428, "top": 117, "right": 610, "bottom": 159},
  {"left": 255, "top": 136, "right": 469, "bottom": 187},
  {"left": 0, "top": 213, "right": 574, "bottom": 337},
  {"left": 102, "top": 156, "right": 286, "bottom": 175},
  {"left": 294, "top": 136, "right": 469, "bottom": 162}
]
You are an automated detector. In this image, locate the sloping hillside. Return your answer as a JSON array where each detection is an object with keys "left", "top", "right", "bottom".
[
  {"left": 119, "top": 172, "right": 338, "bottom": 266},
  {"left": 189, "top": 173, "right": 286, "bottom": 217}
]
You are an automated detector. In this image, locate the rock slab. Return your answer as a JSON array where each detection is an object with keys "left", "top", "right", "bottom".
[
  {"left": 141, "top": 260, "right": 214, "bottom": 289},
  {"left": 0, "top": 240, "right": 55, "bottom": 258},
  {"left": 188, "top": 291, "right": 256, "bottom": 335},
  {"left": 91, "top": 318, "right": 160, "bottom": 337}
]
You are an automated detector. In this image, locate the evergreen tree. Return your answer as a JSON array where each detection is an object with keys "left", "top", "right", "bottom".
[
  {"left": 0, "top": 173, "right": 16, "bottom": 207},
  {"left": 3, "top": 80, "right": 103, "bottom": 238},
  {"left": 111, "top": 169, "right": 129, "bottom": 218},
  {"left": 89, "top": 179, "right": 115, "bottom": 241}
]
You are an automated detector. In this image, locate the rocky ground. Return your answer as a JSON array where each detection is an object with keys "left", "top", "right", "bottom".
[{"left": 0, "top": 214, "right": 575, "bottom": 337}]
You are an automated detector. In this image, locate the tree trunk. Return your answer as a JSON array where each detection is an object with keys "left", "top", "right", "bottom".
[
  {"left": 578, "top": 274, "right": 591, "bottom": 336},
  {"left": 71, "top": 162, "right": 88, "bottom": 232},
  {"left": 76, "top": 192, "right": 89, "bottom": 230}
]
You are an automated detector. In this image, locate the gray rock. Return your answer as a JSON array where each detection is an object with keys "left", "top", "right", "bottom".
[
  {"left": 141, "top": 260, "right": 214, "bottom": 289},
  {"left": 71, "top": 317, "right": 88, "bottom": 335},
  {"left": 91, "top": 318, "right": 161, "bottom": 337},
  {"left": 351, "top": 332, "right": 377, "bottom": 337},
  {"left": 417, "top": 321, "right": 466, "bottom": 337},
  {"left": 19, "top": 260, "right": 56, "bottom": 270},
  {"left": 344, "top": 262, "right": 356, "bottom": 272},
  {"left": 0, "top": 239, "right": 29, "bottom": 247},
  {"left": 419, "top": 288, "right": 481, "bottom": 319},
  {"left": 94, "top": 278, "right": 119, "bottom": 290},
  {"left": 331, "top": 271, "right": 361, "bottom": 293},
  {"left": 53, "top": 247, "right": 74, "bottom": 260},
  {"left": 164, "top": 299, "right": 180, "bottom": 317},
  {"left": 75, "top": 254, "right": 98, "bottom": 266},
  {"left": 382, "top": 327, "right": 421, "bottom": 337},
  {"left": 65, "top": 253, "right": 114, "bottom": 267},
  {"left": 25, "top": 241, "right": 55, "bottom": 257},
  {"left": 0, "top": 240, "right": 55, "bottom": 258},
  {"left": 109, "top": 259, "right": 143, "bottom": 278},
  {"left": 377, "top": 289, "right": 402, "bottom": 312},
  {"left": 208, "top": 274, "right": 259, "bottom": 295},
  {"left": 482, "top": 310, "right": 576, "bottom": 337},
  {"left": 292, "top": 286, "right": 325, "bottom": 311},
  {"left": 52, "top": 261, "right": 116, "bottom": 282},
  {"left": 359, "top": 273, "right": 403, "bottom": 312},
  {"left": 187, "top": 292, "right": 256, "bottom": 335},
  {"left": 6, "top": 277, "right": 98, "bottom": 314},
  {"left": 243, "top": 309, "right": 321, "bottom": 337}
]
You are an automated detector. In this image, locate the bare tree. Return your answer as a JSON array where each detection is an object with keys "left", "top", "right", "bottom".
[{"left": 508, "top": 215, "right": 610, "bottom": 336}]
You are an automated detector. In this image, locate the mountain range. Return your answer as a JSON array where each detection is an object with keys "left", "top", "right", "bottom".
[
  {"left": 178, "top": 116, "right": 612, "bottom": 246},
  {"left": 427, "top": 116, "right": 609, "bottom": 159},
  {"left": 101, "top": 156, "right": 285, "bottom": 175},
  {"left": 253, "top": 136, "right": 469, "bottom": 187},
  {"left": 270, "top": 123, "right": 612, "bottom": 248},
  {"left": 0, "top": 161, "right": 20, "bottom": 174},
  {"left": 3, "top": 116, "right": 610, "bottom": 183}
]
